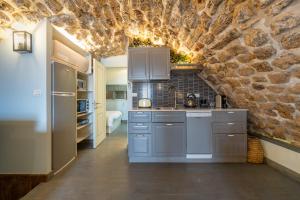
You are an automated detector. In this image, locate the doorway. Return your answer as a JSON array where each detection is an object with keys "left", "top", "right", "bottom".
[{"left": 105, "top": 67, "right": 128, "bottom": 136}]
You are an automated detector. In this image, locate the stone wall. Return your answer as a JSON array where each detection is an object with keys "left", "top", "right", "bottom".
[{"left": 0, "top": 0, "right": 299, "bottom": 147}]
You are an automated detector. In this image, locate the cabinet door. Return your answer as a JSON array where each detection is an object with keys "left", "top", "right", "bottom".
[
  {"left": 152, "top": 123, "right": 186, "bottom": 156},
  {"left": 128, "top": 48, "right": 149, "bottom": 81},
  {"left": 128, "top": 134, "right": 152, "bottom": 157},
  {"left": 214, "top": 134, "right": 247, "bottom": 157},
  {"left": 149, "top": 48, "right": 170, "bottom": 80}
]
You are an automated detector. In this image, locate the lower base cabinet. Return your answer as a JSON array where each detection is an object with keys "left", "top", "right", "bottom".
[
  {"left": 128, "top": 134, "right": 152, "bottom": 157},
  {"left": 152, "top": 123, "right": 186, "bottom": 156},
  {"left": 214, "top": 134, "right": 247, "bottom": 158}
]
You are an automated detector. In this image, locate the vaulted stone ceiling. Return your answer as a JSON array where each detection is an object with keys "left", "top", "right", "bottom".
[{"left": 1, "top": 0, "right": 300, "bottom": 147}]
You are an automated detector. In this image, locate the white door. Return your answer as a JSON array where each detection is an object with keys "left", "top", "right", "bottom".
[{"left": 94, "top": 59, "right": 106, "bottom": 148}]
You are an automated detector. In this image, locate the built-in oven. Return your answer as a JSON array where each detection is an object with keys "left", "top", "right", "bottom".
[{"left": 77, "top": 99, "right": 89, "bottom": 113}]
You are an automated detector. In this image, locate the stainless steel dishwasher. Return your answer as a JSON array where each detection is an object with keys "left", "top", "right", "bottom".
[{"left": 186, "top": 111, "right": 212, "bottom": 159}]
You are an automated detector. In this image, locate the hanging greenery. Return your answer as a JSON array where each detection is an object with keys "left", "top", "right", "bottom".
[
  {"left": 128, "top": 37, "right": 191, "bottom": 64},
  {"left": 170, "top": 49, "right": 191, "bottom": 64}
]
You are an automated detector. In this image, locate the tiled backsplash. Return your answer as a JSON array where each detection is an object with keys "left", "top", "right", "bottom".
[{"left": 132, "top": 71, "right": 217, "bottom": 108}]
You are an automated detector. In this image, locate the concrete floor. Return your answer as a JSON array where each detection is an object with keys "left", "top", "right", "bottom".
[{"left": 23, "top": 123, "right": 300, "bottom": 200}]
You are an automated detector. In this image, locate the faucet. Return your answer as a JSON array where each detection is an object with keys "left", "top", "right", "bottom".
[
  {"left": 174, "top": 91, "right": 177, "bottom": 109},
  {"left": 168, "top": 85, "right": 177, "bottom": 108}
]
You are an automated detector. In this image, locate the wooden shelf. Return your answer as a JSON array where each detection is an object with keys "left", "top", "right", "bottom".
[
  {"left": 76, "top": 134, "right": 89, "bottom": 143},
  {"left": 77, "top": 112, "right": 93, "bottom": 118},
  {"left": 77, "top": 122, "right": 92, "bottom": 131},
  {"left": 77, "top": 70, "right": 89, "bottom": 76}
]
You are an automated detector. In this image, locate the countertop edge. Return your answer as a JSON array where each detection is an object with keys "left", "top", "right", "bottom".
[{"left": 129, "top": 108, "right": 248, "bottom": 112}]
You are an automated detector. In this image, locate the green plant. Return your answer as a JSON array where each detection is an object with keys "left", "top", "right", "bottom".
[
  {"left": 170, "top": 49, "right": 191, "bottom": 64},
  {"left": 129, "top": 37, "right": 191, "bottom": 64}
]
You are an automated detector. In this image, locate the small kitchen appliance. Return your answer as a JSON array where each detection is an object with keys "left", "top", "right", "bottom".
[
  {"left": 184, "top": 93, "right": 197, "bottom": 108},
  {"left": 77, "top": 99, "right": 89, "bottom": 113},
  {"left": 138, "top": 98, "right": 152, "bottom": 108}
]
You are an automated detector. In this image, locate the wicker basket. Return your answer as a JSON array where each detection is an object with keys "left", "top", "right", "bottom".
[{"left": 247, "top": 137, "right": 264, "bottom": 164}]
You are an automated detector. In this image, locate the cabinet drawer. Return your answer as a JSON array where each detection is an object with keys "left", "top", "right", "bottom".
[
  {"left": 128, "top": 134, "right": 152, "bottom": 157},
  {"left": 129, "top": 111, "right": 151, "bottom": 122},
  {"left": 214, "top": 134, "right": 247, "bottom": 157},
  {"left": 212, "top": 122, "right": 246, "bottom": 134},
  {"left": 213, "top": 111, "right": 247, "bottom": 122},
  {"left": 128, "top": 123, "right": 151, "bottom": 134},
  {"left": 152, "top": 111, "right": 186, "bottom": 123}
]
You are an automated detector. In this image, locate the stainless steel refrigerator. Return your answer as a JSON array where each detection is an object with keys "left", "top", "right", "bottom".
[{"left": 52, "top": 62, "right": 76, "bottom": 174}]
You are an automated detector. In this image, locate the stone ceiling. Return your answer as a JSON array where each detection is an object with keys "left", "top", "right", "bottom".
[{"left": 1, "top": 0, "right": 300, "bottom": 147}]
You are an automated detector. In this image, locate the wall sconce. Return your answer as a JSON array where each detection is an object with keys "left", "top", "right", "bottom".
[{"left": 13, "top": 31, "right": 32, "bottom": 53}]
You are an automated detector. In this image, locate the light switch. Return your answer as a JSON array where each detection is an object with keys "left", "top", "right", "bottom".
[{"left": 33, "top": 89, "right": 41, "bottom": 96}]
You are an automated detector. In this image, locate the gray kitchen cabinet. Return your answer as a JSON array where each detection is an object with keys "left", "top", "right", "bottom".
[
  {"left": 212, "top": 122, "right": 246, "bottom": 134},
  {"left": 128, "top": 47, "right": 170, "bottom": 81},
  {"left": 149, "top": 47, "right": 170, "bottom": 80},
  {"left": 214, "top": 134, "right": 247, "bottom": 157},
  {"left": 128, "top": 111, "right": 151, "bottom": 122},
  {"left": 152, "top": 123, "right": 186, "bottom": 157},
  {"left": 212, "top": 110, "right": 247, "bottom": 162},
  {"left": 213, "top": 111, "right": 247, "bottom": 122},
  {"left": 128, "top": 111, "right": 152, "bottom": 157},
  {"left": 152, "top": 111, "right": 186, "bottom": 123},
  {"left": 128, "top": 123, "right": 152, "bottom": 134},
  {"left": 128, "top": 48, "right": 149, "bottom": 81},
  {"left": 128, "top": 134, "right": 152, "bottom": 157}
]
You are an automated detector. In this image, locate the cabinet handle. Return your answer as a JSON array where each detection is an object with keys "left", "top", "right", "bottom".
[
  {"left": 136, "top": 115, "right": 147, "bottom": 117},
  {"left": 227, "top": 112, "right": 235, "bottom": 114},
  {"left": 133, "top": 126, "right": 147, "bottom": 128},
  {"left": 137, "top": 112, "right": 144, "bottom": 114},
  {"left": 165, "top": 123, "right": 173, "bottom": 126},
  {"left": 227, "top": 134, "right": 235, "bottom": 137},
  {"left": 136, "top": 134, "right": 145, "bottom": 137},
  {"left": 227, "top": 122, "right": 235, "bottom": 125}
]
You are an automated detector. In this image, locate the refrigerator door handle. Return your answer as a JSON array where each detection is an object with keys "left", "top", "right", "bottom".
[{"left": 52, "top": 92, "right": 76, "bottom": 96}]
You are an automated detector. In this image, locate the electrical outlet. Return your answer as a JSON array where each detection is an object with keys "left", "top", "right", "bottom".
[
  {"left": 132, "top": 93, "right": 137, "bottom": 97},
  {"left": 33, "top": 89, "right": 41, "bottom": 96}
]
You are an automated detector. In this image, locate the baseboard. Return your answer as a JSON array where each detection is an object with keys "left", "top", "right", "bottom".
[
  {"left": 0, "top": 172, "right": 52, "bottom": 200},
  {"left": 265, "top": 158, "right": 300, "bottom": 183}
]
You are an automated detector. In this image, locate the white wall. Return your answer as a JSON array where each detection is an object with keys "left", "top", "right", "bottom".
[
  {"left": 101, "top": 55, "right": 127, "bottom": 68},
  {"left": 106, "top": 67, "right": 128, "bottom": 85},
  {"left": 261, "top": 140, "right": 300, "bottom": 175},
  {"left": 0, "top": 19, "right": 52, "bottom": 174},
  {"left": 105, "top": 67, "right": 128, "bottom": 120}
]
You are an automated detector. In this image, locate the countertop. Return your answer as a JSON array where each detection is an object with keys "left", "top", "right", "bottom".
[{"left": 129, "top": 107, "right": 248, "bottom": 112}]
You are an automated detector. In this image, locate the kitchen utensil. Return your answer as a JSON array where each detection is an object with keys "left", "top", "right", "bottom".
[{"left": 184, "top": 93, "right": 197, "bottom": 108}]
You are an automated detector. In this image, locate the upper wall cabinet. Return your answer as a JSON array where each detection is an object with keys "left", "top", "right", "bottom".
[
  {"left": 128, "top": 47, "right": 170, "bottom": 81},
  {"left": 52, "top": 28, "right": 90, "bottom": 74},
  {"left": 128, "top": 48, "right": 149, "bottom": 80},
  {"left": 149, "top": 48, "right": 170, "bottom": 80}
]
